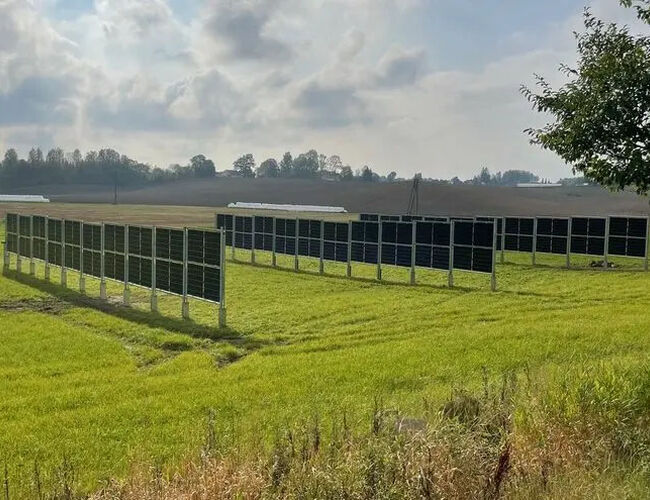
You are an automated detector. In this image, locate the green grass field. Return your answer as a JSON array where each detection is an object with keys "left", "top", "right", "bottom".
[{"left": 2, "top": 218, "right": 650, "bottom": 495}]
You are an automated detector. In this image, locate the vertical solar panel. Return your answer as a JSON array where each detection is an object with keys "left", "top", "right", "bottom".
[
  {"left": 155, "top": 227, "right": 185, "bottom": 296},
  {"left": 103, "top": 224, "right": 126, "bottom": 281},
  {"left": 216, "top": 213, "right": 234, "bottom": 246},
  {"left": 82, "top": 223, "right": 103, "bottom": 278},
  {"left": 350, "top": 221, "right": 379, "bottom": 264},
  {"left": 322, "top": 221, "right": 349, "bottom": 263},
  {"left": 452, "top": 220, "right": 495, "bottom": 273},
  {"left": 233, "top": 215, "right": 253, "bottom": 250},
  {"left": 570, "top": 217, "right": 606, "bottom": 256},
  {"left": 274, "top": 218, "right": 297, "bottom": 256},
  {"left": 185, "top": 229, "right": 222, "bottom": 302},
  {"left": 607, "top": 216, "right": 648, "bottom": 258},
  {"left": 5, "top": 213, "right": 18, "bottom": 254},
  {"left": 503, "top": 217, "right": 534, "bottom": 253},
  {"left": 380, "top": 221, "right": 414, "bottom": 267},
  {"left": 253, "top": 216, "right": 275, "bottom": 252},
  {"left": 415, "top": 220, "right": 451, "bottom": 270},
  {"left": 297, "top": 219, "right": 322, "bottom": 258},
  {"left": 535, "top": 217, "right": 569, "bottom": 255}
]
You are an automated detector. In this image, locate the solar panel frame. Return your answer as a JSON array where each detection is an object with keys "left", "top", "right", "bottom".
[
  {"left": 606, "top": 216, "right": 649, "bottom": 259},
  {"left": 569, "top": 216, "right": 607, "bottom": 257},
  {"left": 452, "top": 220, "right": 496, "bottom": 274}
]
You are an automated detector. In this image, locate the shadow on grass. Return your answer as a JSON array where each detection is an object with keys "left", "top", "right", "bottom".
[
  {"left": 228, "top": 257, "right": 559, "bottom": 298},
  {"left": 2, "top": 269, "right": 263, "bottom": 348}
]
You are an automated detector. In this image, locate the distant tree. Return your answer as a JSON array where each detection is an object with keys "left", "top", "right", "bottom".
[
  {"left": 46, "top": 148, "right": 65, "bottom": 167},
  {"left": 500, "top": 169, "right": 539, "bottom": 186},
  {"left": 387, "top": 171, "right": 397, "bottom": 182},
  {"left": 71, "top": 149, "right": 82, "bottom": 165},
  {"left": 318, "top": 153, "right": 328, "bottom": 173},
  {"left": 340, "top": 165, "right": 354, "bottom": 181},
  {"left": 523, "top": 1, "right": 650, "bottom": 193},
  {"left": 3, "top": 148, "right": 18, "bottom": 169},
  {"left": 257, "top": 158, "right": 280, "bottom": 178},
  {"left": 190, "top": 154, "right": 216, "bottom": 178},
  {"left": 325, "top": 155, "right": 343, "bottom": 175},
  {"left": 279, "top": 152, "right": 293, "bottom": 177},
  {"left": 361, "top": 165, "right": 374, "bottom": 182},
  {"left": 292, "top": 150, "right": 319, "bottom": 178},
  {"left": 27, "top": 147, "right": 43, "bottom": 166},
  {"left": 450, "top": 176, "right": 462, "bottom": 185},
  {"left": 233, "top": 154, "right": 256, "bottom": 178}
]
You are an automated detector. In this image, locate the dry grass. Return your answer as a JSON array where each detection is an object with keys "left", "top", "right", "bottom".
[{"left": 90, "top": 365, "right": 650, "bottom": 500}]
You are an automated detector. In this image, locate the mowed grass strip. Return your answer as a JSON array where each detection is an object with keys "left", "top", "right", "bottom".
[{"left": 1, "top": 222, "right": 650, "bottom": 494}]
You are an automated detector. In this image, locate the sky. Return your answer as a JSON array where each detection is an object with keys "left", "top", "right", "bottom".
[{"left": 0, "top": 0, "right": 644, "bottom": 180}]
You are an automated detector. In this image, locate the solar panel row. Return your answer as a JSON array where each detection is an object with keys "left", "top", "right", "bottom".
[{"left": 4, "top": 214, "right": 224, "bottom": 305}]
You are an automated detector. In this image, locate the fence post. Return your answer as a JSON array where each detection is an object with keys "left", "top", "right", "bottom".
[
  {"left": 500, "top": 217, "right": 505, "bottom": 264},
  {"left": 100, "top": 223, "right": 107, "bottom": 300},
  {"left": 346, "top": 222, "right": 352, "bottom": 278},
  {"left": 604, "top": 217, "right": 611, "bottom": 268},
  {"left": 448, "top": 222, "right": 455, "bottom": 288},
  {"left": 272, "top": 218, "right": 277, "bottom": 268},
  {"left": 532, "top": 218, "right": 538, "bottom": 266},
  {"left": 410, "top": 221, "right": 417, "bottom": 285},
  {"left": 219, "top": 230, "right": 227, "bottom": 328},
  {"left": 376, "top": 221, "right": 383, "bottom": 281},
  {"left": 491, "top": 220, "right": 497, "bottom": 292},
  {"left": 231, "top": 216, "right": 236, "bottom": 261},
  {"left": 44, "top": 216, "right": 50, "bottom": 281},
  {"left": 16, "top": 216, "right": 22, "bottom": 274},
  {"left": 151, "top": 226, "right": 158, "bottom": 312},
  {"left": 643, "top": 217, "right": 650, "bottom": 271},
  {"left": 3, "top": 215, "right": 9, "bottom": 272},
  {"left": 29, "top": 216, "right": 35, "bottom": 276},
  {"left": 182, "top": 227, "right": 190, "bottom": 319},
  {"left": 319, "top": 220, "right": 325, "bottom": 275},
  {"left": 294, "top": 218, "right": 299, "bottom": 272},
  {"left": 566, "top": 218, "right": 572, "bottom": 269},
  {"left": 251, "top": 216, "right": 256, "bottom": 264},
  {"left": 61, "top": 219, "right": 67, "bottom": 286},
  {"left": 79, "top": 222, "right": 86, "bottom": 293},
  {"left": 123, "top": 225, "right": 130, "bottom": 305}
]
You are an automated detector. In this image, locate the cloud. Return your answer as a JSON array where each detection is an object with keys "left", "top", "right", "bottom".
[
  {"left": 202, "top": 0, "right": 292, "bottom": 61},
  {"left": 293, "top": 80, "right": 370, "bottom": 128},
  {"left": 372, "top": 47, "right": 426, "bottom": 88}
]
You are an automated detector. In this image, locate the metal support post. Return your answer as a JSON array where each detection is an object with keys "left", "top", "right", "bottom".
[
  {"left": 644, "top": 217, "right": 649, "bottom": 272},
  {"left": 123, "top": 225, "right": 130, "bottom": 305},
  {"left": 251, "top": 216, "right": 256, "bottom": 264},
  {"left": 500, "top": 217, "right": 505, "bottom": 264},
  {"left": 79, "top": 223, "right": 86, "bottom": 293},
  {"left": 100, "top": 223, "right": 107, "bottom": 300},
  {"left": 61, "top": 219, "right": 67, "bottom": 286},
  {"left": 376, "top": 221, "right": 383, "bottom": 281},
  {"left": 44, "top": 216, "right": 50, "bottom": 280},
  {"left": 410, "top": 221, "right": 417, "bottom": 285},
  {"left": 448, "top": 222, "right": 455, "bottom": 288},
  {"left": 219, "top": 230, "right": 227, "bottom": 328},
  {"left": 491, "top": 221, "right": 498, "bottom": 292},
  {"left": 346, "top": 222, "right": 352, "bottom": 278},
  {"left": 182, "top": 227, "right": 190, "bottom": 319},
  {"left": 29, "top": 216, "right": 35, "bottom": 276},
  {"left": 532, "top": 217, "right": 538, "bottom": 266},
  {"left": 16, "top": 216, "right": 22, "bottom": 274},
  {"left": 604, "top": 217, "right": 611, "bottom": 268},
  {"left": 151, "top": 226, "right": 158, "bottom": 312},
  {"left": 319, "top": 220, "right": 324, "bottom": 275},
  {"left": 272, "top": 218, "right": 277, "bottom": 268},
  {"left": 294, "top": 218, "right": 299, "bottom": 271},
  {"left": 566, "top": 218, "right": 572, "bottom": 269}
]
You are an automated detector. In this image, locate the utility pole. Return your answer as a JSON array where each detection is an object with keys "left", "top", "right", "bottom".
[{"left": 407, "top": 173, "right": 422, "bottom": 215}]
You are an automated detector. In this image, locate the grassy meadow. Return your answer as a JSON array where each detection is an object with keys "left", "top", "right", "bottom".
[{"left": 1, "top": 212, "right": 650, "bottom": 496}]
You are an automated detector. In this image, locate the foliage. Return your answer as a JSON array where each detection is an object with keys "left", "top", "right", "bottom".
[
  {"left": 257, "top": 158, "right": 280, "bottom": 178},
  {"left": 523, "top": 1, "right": 650, "bottom": 194},
  {"left": 233, "top": 154, "right": 256, "bottom": 178},
  {"left": 469, "top": 167, "right": 540, "bottom": 186}
]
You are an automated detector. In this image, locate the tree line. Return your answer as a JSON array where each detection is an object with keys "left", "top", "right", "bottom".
[{"left": 0, "top": 146, "right": 553, "bottom": 189}]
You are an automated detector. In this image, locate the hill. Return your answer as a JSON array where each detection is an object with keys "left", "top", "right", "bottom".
[{"left": 7, "top": 178, "right": 650, "bottom": 216}]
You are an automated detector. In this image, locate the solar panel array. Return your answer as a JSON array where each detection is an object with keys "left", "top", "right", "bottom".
[
  {"left": 4, "top": 215, "right": 225, "bottom": 314},
  {"left": 216, "top": 213, "right": 498, "bottom": 288}
]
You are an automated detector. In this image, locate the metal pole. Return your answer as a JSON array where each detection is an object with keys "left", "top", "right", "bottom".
[
  {"left": 182, "top": 227, "right": 189, "bottom": 319},
  {"left": 100, "top": 223, "right": 107, "bottom": 300},
  {"left": 44, "top": 216, "right": 50, "bottom": 281},
  {"left": 643, "top": 217, "right": 650, "bottom": 271},
  {"left": 491, "top": 220, "right": 497, "bottom": 292},
  {"left": 319, "top": 220, "right": 324, "bottom": 275},
  {"left": 61, "top": 219, "right": 66, "bottom": 286},
  {"left": 410, "top": 221, "right": 416, "bottom": 285},
  {"left": 500, "top": 217, "right": 505, "bottom": 264},
  {"left": 448, "top": 222, "right": 455, "bottom": 288},
  {"left": 123, "top": 225, "right": 130, "bottom": 305},
  {"left": 566, "top": 218, "right": 572, "bottom": 269},
  {"left": 29, "top": 216, "right": 35, "bottom": 275},
  {"left": 3, "top": 215, "right": 9, "bottom": 272},
  {"left": 294, "top": 217, "right": 299, "bottom": 272},
  {"left": 151, "top": 226, "right": 157, "bottom": 312},
  {"left": 16, "top": 215, "right": 22, "bottom": 273},
  {"left": 532, "top": 218, "right": 538, "bottom": 266},
  {"left": 604, "top": 217, "right": 611, "bottom": 268},
  {"left": 219, "top": 229, "right": 227, "bottom": 328},
  {"left": 272, "top": 218, "right": 277, "bottom": 268},
  {"left": 251, "top": 216, "right": 256, "bottom": 264},
  {"left": 79, "top": 223, "right": 86, "bottom": 293},
  {"left": 231, "top": 216, "right": 236, "bottom": 260},
  {"left": 346, "top": 222, "right": 352, "bottom": 278},
  {"left": 376, "top": 221, "right": 383, "bottom": 281}
]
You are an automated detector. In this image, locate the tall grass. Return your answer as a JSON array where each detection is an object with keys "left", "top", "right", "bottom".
[{"left": 88, "top": 364, "right": 650, "bottom": 500}]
